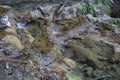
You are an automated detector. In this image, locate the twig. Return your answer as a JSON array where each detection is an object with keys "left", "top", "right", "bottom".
[{"left": 58, "top": 0, "right": 69, "bottom": 13}]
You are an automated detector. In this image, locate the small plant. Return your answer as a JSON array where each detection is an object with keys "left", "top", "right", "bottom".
[
  {"left": 112, "top": 18, "right": 120, "bottom": 27},
  {"left": 101, "top": 0, "right": 114, "bottom": 6},
  {"left": 86, "top": 3, "right": 94, "bottom": 14},
  {"left": 82, "top": 0, "right": 114, "bottom": 15},
  {"left": 82, "top": 0, "right": 94, "bottom": 14}
]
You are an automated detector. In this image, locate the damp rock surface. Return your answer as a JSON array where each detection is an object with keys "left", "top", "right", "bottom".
[
  {"left": 0, "top": 1, "right": 120, "bottom": 80},
  {"left": 111, "top": 0, "right": 120, "bottom": 18}
]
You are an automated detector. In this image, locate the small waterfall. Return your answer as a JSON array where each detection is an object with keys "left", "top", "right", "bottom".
[{"left": 52, "top": 27, "right": 59, "bottom": 35}]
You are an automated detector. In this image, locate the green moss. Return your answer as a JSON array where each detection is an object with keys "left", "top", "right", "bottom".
[
  {"left": 68, "top": 8, "right": 74, "bottom": 14},
  {"left": 28, "top": 24, "right": 53, "bottom": 54},
  {"left": 101, "top": 0, "right": 114, "bottom": 6},
  {"left": 66, "top": 73, "right": 82, "bottom": 80},
  {"left": 111, "top": 18, "right": 120, "bottom": 27}
]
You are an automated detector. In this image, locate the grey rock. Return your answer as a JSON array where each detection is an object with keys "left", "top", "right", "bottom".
[
  {"left": 85, "top": 67, "right": 93, "bottom": 77},
  {"left": 92, "top": 69, "right": 103, "bottom": 78}
]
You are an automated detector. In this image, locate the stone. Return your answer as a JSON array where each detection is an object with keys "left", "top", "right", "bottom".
[
  {"left": 64, "top": 39, "right": 112, "bottom": 69},
  {"left": 66, "top": 73, "right": 82, "bottom": 80},
  {"left": 0, "top": 27, "right": 17, "bottom": 39},
  {"left": 111, "top": 0, "right": 120, "bottom": 18},
  {"left": 4, "top": 28, "right": 17, "bottom": 35},
  {"left": 51, "top": 65, "right": 69, "bottom": 73},
  {"left": 111, "top": 53, "right": 120, "bottom": 62},
  {"left": 63, "top": 58, "right": 76, "bottom": 69},
  {"left": 2, "top": 35, "right": 24, "bottom": 49},
  {"left": 21, "top": 10, "right": 44, "bottom": 22},
  {"left": 0, "top": 5, "right": 11, "bottom": 14},
  {"left": 55, "top": 46, "right": 63, "bottom": 58},
  {"left": 50, "top": 65, "right": 69, "bottom": 78},
  {"left": 114, "top": 46, "right": 120, "bottom": 54},
  {"left": 109, "top": 33, "right": 120, "bottom": 44},
  {"left": 33, "top": 77, "right": 40, "bottom": 80},
  {"left": 23, "top": 30, "right": 35, "bottom": 43},
  {"left": 85, "top": 67, "right": 93, "bottom": 77},
  {"left": 92, "top": 69, "right": 103, "bottom": 78},
  {"left": 115, "top": 27, "right": 120, "bottom": 34}
]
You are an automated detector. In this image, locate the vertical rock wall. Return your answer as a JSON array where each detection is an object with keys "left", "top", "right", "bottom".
[
  {"left": 111, "top": 0, "right": 120, "bottom": 18},
  {"left": 0, "top": 0, "right": 65, "bottom": 5}
]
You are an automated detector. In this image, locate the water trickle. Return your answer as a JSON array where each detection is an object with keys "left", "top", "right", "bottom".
[
  {"left": 52, "top": 27, "right": 59, "bottom": 35},
  {"left": 0, "top": 15, "right": 11, "bottom": 27},
  {"left": 16, "top": 22, "right": 26, "bottom": 29}
]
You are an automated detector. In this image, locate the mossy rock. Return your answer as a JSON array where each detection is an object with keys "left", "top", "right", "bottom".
[{"left": 66, "top": 73, "right": 82, "bottom": 80}]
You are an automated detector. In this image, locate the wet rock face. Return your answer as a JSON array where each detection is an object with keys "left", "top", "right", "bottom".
[
  {"left": 2, "top": 35, "right": 25, "bottom": 49},
  {"left": 63, "top": 38, "right": 120, "bottom": 79},
  {"left": 0, "top": 62, "right": 62, "bottom": 80},
  {"left": 0, "top": 1, "right": 120, "bottom": 80},
  {"left": 111, "top": 0, "right": 120, "bottom": 18},
  {"left": 0, "top": 0, "right": 65, "bottom": 5}
]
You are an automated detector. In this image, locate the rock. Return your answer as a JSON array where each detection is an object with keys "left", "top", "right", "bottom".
[
  {"left": 21, "top": 10, "right": 44, "bottom": 22},
  {"left": 115, "top": 27, "right": 120, "bottom": 34},
  {"left": 33, "top": 77, "right": 40, "bottom": 80},
  {"left": 64, "top": 38, "right": 116, "bottom": 69},
  {"left": 85, "top": 67, "right": 93, "bottom": 77},
  {"left": 0, "top": 0, "right": 65, "bottom": 5},
  {"left": 86, "top": 14, "right": 116, "bottom": 30},
  {"left": 55, "top": 46, "right": 63, "bottom": 58},
  {"left": 84, "top": 78, "right": 94, "bottom": 80},
  {"left": 43, "top": 5, "right": 54, "bottom": 16},
  {"left": 111, "top": 53, "right": 120, "bottom": 62},
  {"left": 66, "top": 73, "right": 82, "bottom": 80},
  {"left": 30, "top": 10, "right": 44, "bottom": 19},
  {"left": 51, "top": 65, "right": 69, "bottom": 73},
  {"left": 0, "top": 27, "right": 17, "bottom": 39},
  {"left": 4, "top": 28, "right": 17, "bottom": 34},
  {"left": 111, "top": 0, "right": 120, "bottom": 18},
  {"left": 22, "top": 30, "right": 35, "bottom": 43},
  {"left": 17, "top": 29, "right": 35, "bottom": 47},
  {"left": 50, "top": 65, "right": 81, "bottom": 80},
  {"left": 109, "top": 33, "right": 120, "bottom": 44},
  {"left": 2, "top": 35, "right": 24, "bottom": 49},
  {"left": 0, "top": 5, "right": 11, "bottom": 14},
  {"left": 0, "top": 14, "right": 19, "bottom": 36},
  {"left": 92, "top": 69, "right": 103, "bottom": 78},
  {"left": 114, "top": 46, "right": 120, "bottom": 54},
  {"left": 63, "top": 58, "right": 76, "bottom": 69},
  {"left": 50, "top": 65, "right": 69, "bottom": 78},
  {"left": 0, "top": 15, "right": 11, "bottom": 27}
]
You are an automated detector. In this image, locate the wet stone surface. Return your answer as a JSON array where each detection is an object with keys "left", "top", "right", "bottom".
[{"left": 0, "top": 1, "right": 120, "bottom": 80}]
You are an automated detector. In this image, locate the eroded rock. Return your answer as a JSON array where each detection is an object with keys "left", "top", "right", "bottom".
[
  {"left": 0, "top": 5, "right": 12, "bottom": 15},
  {"left": 63, "top": 58, "right": 76, "bottom": 69},
  {"left": 2, "top": 35, "right": 24, "bottom": 49}
]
